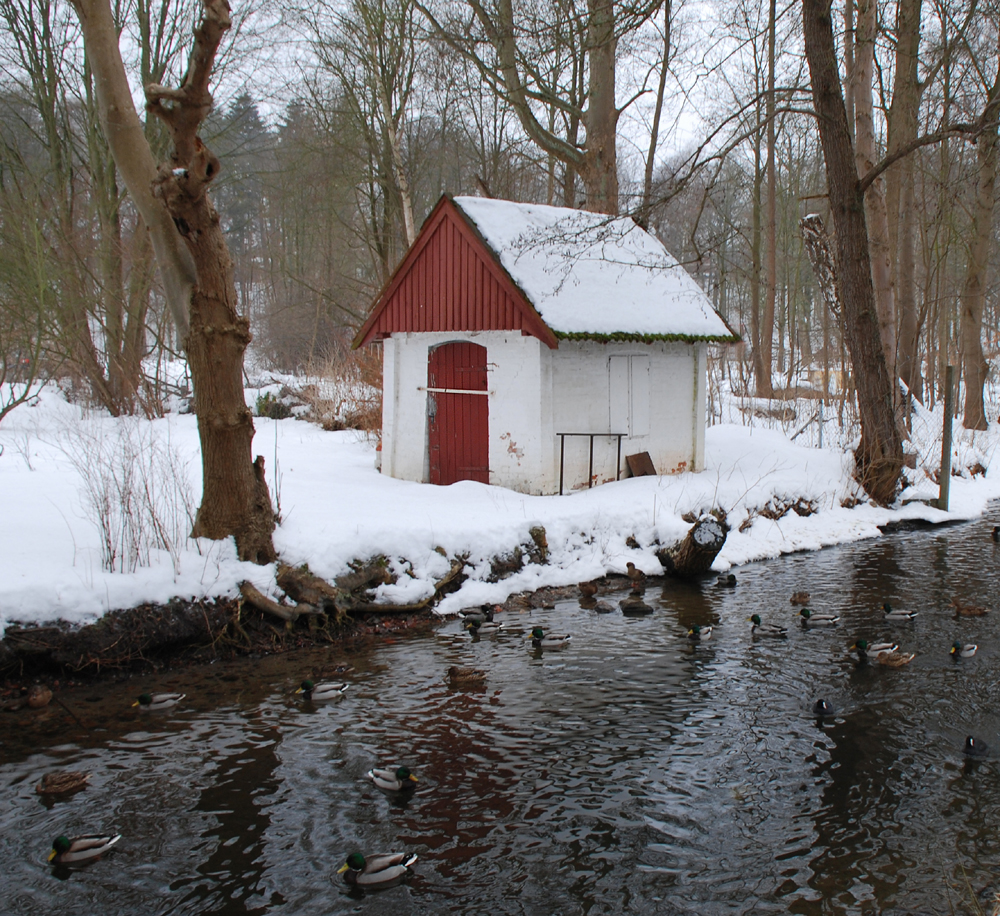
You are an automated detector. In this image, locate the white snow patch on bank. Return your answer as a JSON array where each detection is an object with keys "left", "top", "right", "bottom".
[{"left": 1, "top": 384, "right": 999, "bottom": 634}]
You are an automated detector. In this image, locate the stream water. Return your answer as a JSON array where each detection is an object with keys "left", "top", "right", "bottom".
[{"left": 3, "top": 515, "right": 1000, "bottom": 915}]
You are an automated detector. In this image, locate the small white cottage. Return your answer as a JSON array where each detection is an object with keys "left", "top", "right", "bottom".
[{"left": 353, "top": 195, "right": 737, "bottom": 495}]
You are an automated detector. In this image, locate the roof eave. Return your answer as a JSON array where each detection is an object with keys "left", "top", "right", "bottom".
[{"left": 553, "top": 330, "right": 741, "bottom": 344}]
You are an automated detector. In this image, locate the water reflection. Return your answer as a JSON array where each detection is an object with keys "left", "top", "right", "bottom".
[{"left": 3, "top": 515, "right": 1000, "bottom": 913}]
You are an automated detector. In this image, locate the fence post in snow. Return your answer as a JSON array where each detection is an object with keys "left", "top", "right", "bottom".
[
  {"left": 936, "top": 365, "right": 955, "bottom": 511},
  {"left": 818, "top": 401, "right": 824, "bottom": 449}
]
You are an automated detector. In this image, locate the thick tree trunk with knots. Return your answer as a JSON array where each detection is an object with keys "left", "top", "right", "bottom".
[
  {"left": 70, "top": 0, "right": 276, "bottom": 562},
  {"left": 802, "top": 0, "right": 903, "bottom": 504}
]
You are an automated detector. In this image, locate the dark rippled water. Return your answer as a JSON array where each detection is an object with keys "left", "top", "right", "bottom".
[{"left": 4, "top": 516, "right": 1000, "bottom": 914}]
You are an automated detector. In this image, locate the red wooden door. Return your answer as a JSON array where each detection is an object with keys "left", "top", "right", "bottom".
[{"left": 428, "top": 342, "right": 489, "bottom": 485}]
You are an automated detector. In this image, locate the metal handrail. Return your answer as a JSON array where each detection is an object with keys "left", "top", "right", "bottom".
[{"left": 556, "top": 432, "right": 627, "bottom": 495}]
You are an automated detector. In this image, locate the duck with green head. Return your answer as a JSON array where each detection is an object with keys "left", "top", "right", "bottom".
[
  {"left": 748, "top": 615, "right": 786, "bottom": 637},
  {"left": 687, "top": 624, "right": 713, "bottom": 641},
  {"left": 338, "top": 851, "right": 418, "bottom": 888},
  {"left": 367, "top": 766, "right": 418, "bottom": 792},
  {"left": 48, "top": 833, "right": 120, "bottom": 865},
  {"left": 296, "top": 680, "right": 349, "bottom": 700},
  {"left": 530, "top": 627, "right": 571, "bottom": 648},
  {"left": 465, "top": 618, "right": 505, "bottom": 635},
  {"left": 850, "top": 639, "right": 898, "bottom": 661},
  {"left": 799, "top": 608, "right": 839, "bottom": 627},
  {"left": 951, "top": 642, "right": 978, "bottom": 658}
]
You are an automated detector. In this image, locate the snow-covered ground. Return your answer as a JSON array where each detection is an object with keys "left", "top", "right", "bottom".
[{"left": 2, "top": 380, "right": 999, "bottom": 636}]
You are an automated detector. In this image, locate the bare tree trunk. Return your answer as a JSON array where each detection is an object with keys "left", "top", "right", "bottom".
[
  {"left": 640, "top": 0, "right": 670, "bottom": 226},
  {"left": 578, "top": 0, "right": 619, "bottom": 214},
  {"left": 960, "top": 55, "right": 1000, "bottom": 430},
  {"left": 851, "top": 0, "right": 896, "bottom": 379},
  {"left": 72, "top": 0, "right": 276, "bottom": 562},
  {"left": 762, "top": 0, "right": 777, "bottom": 395},
  {"left": 886, "top": 0, "right": 923, "bottom": 401},
  {"left": 802, "top": 0, "right": 903, "bottom": 504}
]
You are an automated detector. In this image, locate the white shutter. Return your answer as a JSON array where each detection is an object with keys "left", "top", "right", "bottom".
[
  {"left": 609, "top": 356, "right": 629, "bottom": 432},
  {"left": 630, "top": 355, "right": 649, "bottom": 436}
]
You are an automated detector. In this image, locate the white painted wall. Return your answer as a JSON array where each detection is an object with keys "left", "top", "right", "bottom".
[
  {"left": 380, "top": 333, "right": 705, "bottom": 495},
  {"left": 380, "top": 331, "right": 549, "bottom": 491},
  {"left": 542, "top": 340, "right": 702, "bottom": 492}
]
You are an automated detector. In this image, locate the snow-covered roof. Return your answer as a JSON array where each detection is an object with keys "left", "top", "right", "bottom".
[{"left": 454, "top": 197, "right": 737, "bottom": 341}]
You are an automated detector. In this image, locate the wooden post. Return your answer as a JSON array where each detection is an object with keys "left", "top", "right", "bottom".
[{"left": 936, "top": 365, "right": 955, "bottom": 510}]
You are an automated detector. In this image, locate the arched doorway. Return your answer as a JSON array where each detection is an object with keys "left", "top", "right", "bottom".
[{"left": 427, "top": 341, "right": 489, "bottom": 485}]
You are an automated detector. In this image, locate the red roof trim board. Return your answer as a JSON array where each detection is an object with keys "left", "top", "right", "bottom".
[{"left": 352, "top": 195, "right": 559, "bottom": 350}]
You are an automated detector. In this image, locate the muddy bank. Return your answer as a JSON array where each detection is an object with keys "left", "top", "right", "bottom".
[{"left": 0, "top": 576, "right": 641, "bottom": 701}]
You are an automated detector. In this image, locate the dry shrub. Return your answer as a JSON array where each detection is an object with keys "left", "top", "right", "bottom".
[{"left": 296, "top": 343, "right": 382, "bottom": 438}]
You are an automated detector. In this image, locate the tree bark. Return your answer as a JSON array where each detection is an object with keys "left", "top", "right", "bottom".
[
  {"left": 885, "top": 0, "right": 923, "bottom": 402},
  {"left": 656, "top": 516, "right": 727, "bottom": 578},
  {"left": 761, "top": 0, "right": 777, "bottom": 397},
  {"left": 960, "top": 53, "right": 1000, "bottom": 430},
  {"left": 851, "top": 0, "right": 896, "bottom": 379},
  {"left": 802, "top": 0, "right": 903, "bottom": 504},
  {"left": 577, "top": 0, "right": 619, "bottom": 213},
  {"left": 71, "top": 0, "right": 276, "bottom": 562}
]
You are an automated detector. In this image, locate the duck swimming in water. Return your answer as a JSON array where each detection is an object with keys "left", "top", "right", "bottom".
[
  {"left": 687, "top": 624, "right": 713, "bottom": 641},
  {"left": 49, "top": 833, "right": 121, "bottom": 865},
  {"left": 748, "top": 614, "right": 787, "bottom": 637},
  {"left": 799, "top": 608, "right": 839, "bottom": 627},
  {"left": 295, "top": 680, "right": 349, "bottom": 701},
  {"left": 133, "top": 693, "right": 185, "bottom": 710},
  {"left": 367, "top": 766, "right": 418, "bottom": 792},
  {"left": 950, "top": 642, "right": 978, "bottom": 658},
  {"left": 850, "top": 639, "right": 898, "bottom": 661},
  {"left": 882, "top": 602, "right": 918, "bottom": 621},
  {"left": 337, "top": 852, "right": 418, "bottom": 888},
  {"left": 530, "top": 627, "right": 572, "bottom": 648}
]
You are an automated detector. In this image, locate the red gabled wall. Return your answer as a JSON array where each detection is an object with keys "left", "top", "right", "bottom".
[{"left": 354, "top": 196, "right": 557, "bottom": 348}]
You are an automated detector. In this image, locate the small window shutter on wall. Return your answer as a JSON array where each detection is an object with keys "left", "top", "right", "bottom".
[
  {"left": 608, "top": 355, "right": 649, "bottom": 436},
  {"left": 630, "top": 355, "right": 649, "bottom": 436}
]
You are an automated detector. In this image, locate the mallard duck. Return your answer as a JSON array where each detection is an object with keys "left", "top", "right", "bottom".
[
  {"left": 951, "top": 597, "right": 990, "bottom": 617},
  {"left": 133, "top": 692, "right": 185, "bottom": 710},
  {"left": 812, "top": 699, "right": 835, "bottom": 716},
  {"left": 790, "top": 591, "right": 810, "bottom": 606},
  {"left": 530, "top": 627, "right": 571, "bottom": 648},
  {"left": 27, "top": 685, "right": 53, "bottom": 708},
  {"left": 748, "top": 614, "right": 787, "bottom": 637},
  {"left": 579, "top": 581, "right": 599, "bottom": 598},
  {"left": 716, "top": 573, "right": 737, "bottom": 588},
  {"left": 876, "top": 650, "right": 916, "bottom": 667},
  {"left": 465, "top": 618, "right": 505, "bottom": 635},
  {"left": 337, "top": 852, "right": 418, "bottom": 888},
  {"left": 965, "top": 735, "right": 990, "bottom": 757},
  {"left": 48, "top": 833, "right": 121, "bottom": 865},
  {"left": 625, "top": 562, "right": 645, "bottom": 584},
  {"left": 951, "top": 642, "right": 978, "bottom": 658},
  {"left": 687, "top": 624, "right": 713, "bottom": 641},
  {"left": 447, "top": 666, "right": 486, "bottom": 686},
  {"left": 799, "top": 608, "right": 839, "bottom": 626},
  {"left": 367, "top": 766, "right": 418, "bottom": 792},
  {"left": 295, "top": 680, "right": 349, "bottom": 700},
  {"left": 882, "top": 602, "right": 917, "bottom": 621},
  {"left": 459, "top": 604, "right": 496, "bottom": 623},
  {"left": 850, "top": 639, "right": 898, "bottom": 661},
  {"left": 619, "top": 594, "right": 653, "bottom": 615},
  {"left": 36, "top": 771, "right": 91, "bottom": 796}
]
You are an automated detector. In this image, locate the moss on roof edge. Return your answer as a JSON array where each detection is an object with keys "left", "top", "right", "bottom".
[{"left": 553, "top": 330, "right": 741, "bottom": 344}]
